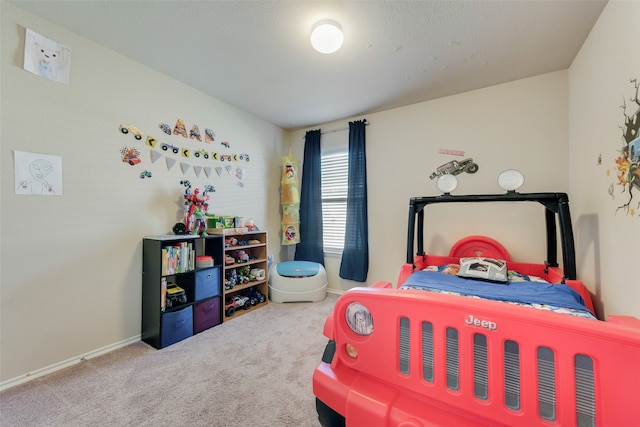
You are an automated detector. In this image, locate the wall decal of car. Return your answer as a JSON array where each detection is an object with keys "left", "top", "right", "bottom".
[
  {"left": 120, "top": 124, "right": 143, "bottom": 140},
  {"left": 161, "top": 143, "right": 180, "bottom": 154},
  {"left": 220, "top": 154, "right": 232, "bottom": 161},
  {"left": 159, "top": 123, "right": 171, "bottom": 135},
  {"left": 121, "top": 146, "right": 141, "bottom": 165},
  {"left": 194, "top": 149, "right": 210, "bottom": 159},
  {"left": 429, "top": 157, "right": 479, "bottom": 180}
]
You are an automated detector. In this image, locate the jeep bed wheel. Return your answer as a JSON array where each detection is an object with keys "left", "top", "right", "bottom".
[
  {"left": 316, "top": 398, "right": 345, "bottom": 427},
  {"left": 226, "top": 307, "right": 235, "bottom": 316}
]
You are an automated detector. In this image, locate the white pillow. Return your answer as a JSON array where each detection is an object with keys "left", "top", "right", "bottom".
[{"left": 457, "top": 257, "right": 508, "bottom": 283}]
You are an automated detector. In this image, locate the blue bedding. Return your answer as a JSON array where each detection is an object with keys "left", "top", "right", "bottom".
[{"left": 401, "top": 270, "right": 593, "bottom": 315}]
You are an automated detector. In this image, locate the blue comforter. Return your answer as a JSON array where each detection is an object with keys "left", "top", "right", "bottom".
[{"left": 401, "top": 270, "right": 591, "bottom": 313}]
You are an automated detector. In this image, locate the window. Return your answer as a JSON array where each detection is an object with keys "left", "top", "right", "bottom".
[{"left": 321, "top": 151, "right": 348, "bottom": 254}]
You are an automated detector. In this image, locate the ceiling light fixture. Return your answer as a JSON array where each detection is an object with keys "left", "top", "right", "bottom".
[{"left": 310, "top": 20, "right": 343, "bottom": 54}]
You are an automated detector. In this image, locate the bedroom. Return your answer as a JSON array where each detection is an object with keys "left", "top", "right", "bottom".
[{"left": 0, "top": 0, "right": 637, "bottom": 407}]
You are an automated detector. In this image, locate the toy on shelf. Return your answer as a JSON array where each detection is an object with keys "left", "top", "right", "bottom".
[
  {"left": 225, "top": 269, "right": 238, "bottom": 290},
  {"left": 236, "top": 265, "right": 254, "bottom": 283},
  {"left": 243, "top": 287, "right": 266, "bottom": 305},
  {"left": 225, "top": 295, "right": 251, "bottom": 316},
  {"left": 245, "top": 217, "right": 259, "bottom": 231},
  {"left": 177, "top": 180, "right": 215, "bottom": 235},
  {"left": 250, "top": 268, "right": 266, "bottom": 281},
  {"left": 230, "top": 250, "right": 249, "bottom": 263},
  {"left": 165, "top": 283, "right": 187, "bottom": 309}
]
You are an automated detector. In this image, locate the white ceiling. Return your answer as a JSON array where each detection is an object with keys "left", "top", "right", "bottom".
[{"left": 10, "top": 0, "right": 607, "bottom": 130}]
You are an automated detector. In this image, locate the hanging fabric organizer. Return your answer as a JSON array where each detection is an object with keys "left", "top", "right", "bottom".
[{"left": 280, "top": 148, "right": 300, "bottom": 245}]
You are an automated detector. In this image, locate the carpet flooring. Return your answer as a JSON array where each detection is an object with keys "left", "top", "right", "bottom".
[{"left": 0, "top": 294, "right": 339, "bottom": 426}]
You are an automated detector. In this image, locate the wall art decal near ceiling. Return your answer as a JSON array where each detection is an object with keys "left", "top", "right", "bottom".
[{"left": 23, "top": 28, "right": 71, "bottom": 85}]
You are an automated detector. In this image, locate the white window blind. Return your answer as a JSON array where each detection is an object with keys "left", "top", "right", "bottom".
[{"left": 321, "top": 151, "right": 348, "bottom": 254}]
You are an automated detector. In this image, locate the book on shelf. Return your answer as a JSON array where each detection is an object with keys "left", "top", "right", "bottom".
[
  {"left": 161, "top": 241, "right": 195, "bottom": 275},
  {"left": 161, "top": 277, "right": 167, "bottom": 311}
]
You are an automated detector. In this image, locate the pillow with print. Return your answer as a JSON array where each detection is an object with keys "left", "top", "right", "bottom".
[{"left": 457, "top": 257, "right": 508, "bottom": 283}]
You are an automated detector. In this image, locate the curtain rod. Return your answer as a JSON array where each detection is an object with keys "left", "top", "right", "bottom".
[{"left": 320, "top": 119, "right": 368, "bottom": 135}]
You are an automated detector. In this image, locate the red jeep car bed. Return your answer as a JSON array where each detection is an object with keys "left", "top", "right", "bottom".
[{"left": 313, "top": 191, "right": 640, "bottom": 427}]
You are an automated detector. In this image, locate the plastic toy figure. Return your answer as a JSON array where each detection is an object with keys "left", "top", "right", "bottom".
[
  {"left": 179, "top": 181, "right": 215, "bottom": 234},
  {"left": 192, "top": 204, "right": 208, "bottom": 236},
  {"left": 245, "top": 218, "right": 259, "bottom": 231}
]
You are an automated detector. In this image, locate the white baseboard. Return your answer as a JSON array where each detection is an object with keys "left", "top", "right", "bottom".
[
  {"left": 0, "top": 335, "right": 141, "bottom": 392},
  {"left": 326, "top": 288, "right": 345, "bottom": 296}
]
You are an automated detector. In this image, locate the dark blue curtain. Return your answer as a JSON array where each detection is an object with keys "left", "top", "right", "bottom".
[
  {"left": 339, "top": 120, "right": 368, "bottom": 282},
  {"left": 294, "top": 129, "right": 325, "bottom": 265}
]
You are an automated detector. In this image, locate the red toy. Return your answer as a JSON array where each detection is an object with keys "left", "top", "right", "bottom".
[
  {"left": 180, "top": 181, "right": 215, "bottom": 235},
  {"left": 225, "top": 295, "right": 251, "bottom": 317},
  {"left": 313, "top": 192, "right": 640, "bottom": 426}
]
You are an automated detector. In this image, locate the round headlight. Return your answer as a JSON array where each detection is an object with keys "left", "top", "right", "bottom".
[
  {"left": 345, "top": 302, "right": 374, "bottom": 336},
  {"left": 436, "top": 173, "right": 458, "bottom": 194},
  {"left": 497, "top": 169, "right": 525, "bottom": 192}
]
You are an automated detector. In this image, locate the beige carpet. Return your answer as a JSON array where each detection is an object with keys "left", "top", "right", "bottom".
[{"left": 0, "top": 294, "right": 339, "bottom": 427}]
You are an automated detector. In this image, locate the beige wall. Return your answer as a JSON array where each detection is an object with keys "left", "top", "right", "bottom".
[
  {"left": 568, "top": 0, "right": 640, "bottom": 319},
  {"left": 1, "top": 3, "right": 284, "bottom": 386},
  {"left": 287, "top": 71, "right": 570, "bottom": 293}
]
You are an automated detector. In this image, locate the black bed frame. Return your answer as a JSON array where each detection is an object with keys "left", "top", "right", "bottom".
[{"left": 407, "top": 192, "right": 577, "bottom": 280}]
